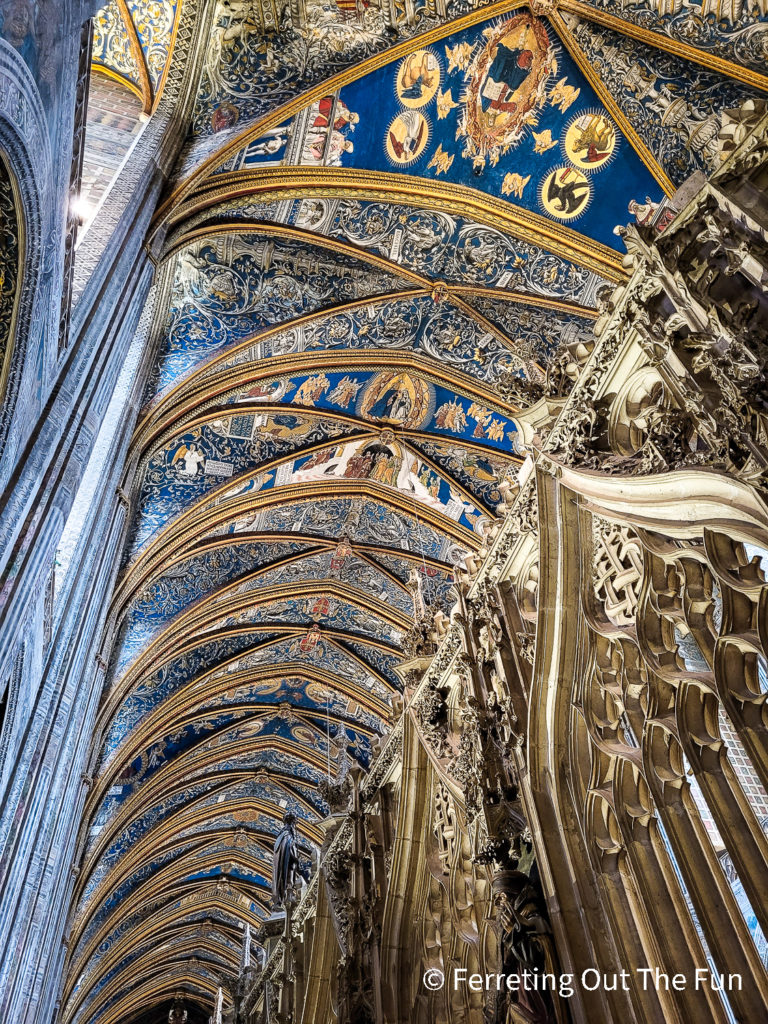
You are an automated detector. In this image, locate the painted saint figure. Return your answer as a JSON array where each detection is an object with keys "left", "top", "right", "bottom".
[
  {"left": 311, "top": 95, "right": 358, "bottom": 131},
  {"left": 483, "top": 44, "right": 533, "bottom": 115},
  {"left": 367, "top": 383, "right": 413, "bottom": 423},
  {"left": 171, "top": 443, "right": 206, "bottom": 477}
]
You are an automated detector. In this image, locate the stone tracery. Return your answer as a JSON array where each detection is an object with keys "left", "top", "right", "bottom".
[{"left": 0, "top": 1, "right": 767, "bottom": 1023}]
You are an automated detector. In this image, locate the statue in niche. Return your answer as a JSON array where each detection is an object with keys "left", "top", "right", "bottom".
[
  {"left": 490, "top": 836, "right": 559, "bottom": 1024},
  {"left": 272, "top": 811, "right": 309, "bottom": 908}
]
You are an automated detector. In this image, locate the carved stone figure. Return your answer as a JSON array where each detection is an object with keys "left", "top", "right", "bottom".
[{"left": 272, "top": 812, "right": 308, "bottom": 909}]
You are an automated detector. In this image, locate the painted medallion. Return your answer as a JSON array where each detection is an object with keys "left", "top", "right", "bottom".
[
  {"left": 563, "top": 112, "right": 617, "bottom": 171},
  {"left": 396, "top": 50, "right": 441, "bottom": 108},
  {"left": 540, "top": 166, "right": 591, "bottom": 220},
  {"left": 386, "top": 111, "right": 430, "bottom": 165},
  {"left": 358, "top": 372, "right": 432, "bottom": 429}
]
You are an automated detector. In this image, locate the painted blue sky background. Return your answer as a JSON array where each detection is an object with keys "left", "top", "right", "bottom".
[
  {"left": 231, "top": 11, "right": 664, "bottom": 249},
  {"left": 334, "top": 16, "right": 662, "bottom": 248}
]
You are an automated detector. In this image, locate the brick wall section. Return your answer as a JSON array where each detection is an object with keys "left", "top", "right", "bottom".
[{"left": 80, "top": 72, "right": 144, "bottom": 215}]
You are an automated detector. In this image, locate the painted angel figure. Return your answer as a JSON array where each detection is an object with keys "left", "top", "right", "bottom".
[{"left": 172, "top": 443, "right": 206, "bottom": 477}]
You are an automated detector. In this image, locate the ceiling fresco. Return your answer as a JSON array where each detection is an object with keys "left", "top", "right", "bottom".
[
  {"left": 571, "top": 0, "right": 768, "bottom": 77},
  {"left": 148, "top": 232, "right": 414, "bottom": 394},
  {"left": 563, "top": 12, "right": 766, "bottom": 187},
  {"left": 212, "top": 11, "right": 664, "bottom": 247},
  {"left": 62, "top": 2, "right": 768, "bottom": 1022},
  {"left": 92, "top": 0, "right": 181, "bottom": 110},
  {"left": 178, "top": 0, "right": 498, "bottom": 176},
  {"left": 173, "top": 195, "right": 609, "bottom": 301}
]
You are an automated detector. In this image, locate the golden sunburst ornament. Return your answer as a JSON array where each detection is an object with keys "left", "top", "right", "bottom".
[
  {"left": 562, "top": 110, "right": 618, "bottom": 172},
  {"left": 539, "top": 166, "right": 592, "bottom": 221}
]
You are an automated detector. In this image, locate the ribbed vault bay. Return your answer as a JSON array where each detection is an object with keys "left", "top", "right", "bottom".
[{"left": 60, "top": 1, "right": 768, "bottom": 1021}]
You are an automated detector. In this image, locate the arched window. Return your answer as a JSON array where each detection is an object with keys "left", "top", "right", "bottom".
[{"left": 77, "top": 68, "right": 145, "bottom": 227}]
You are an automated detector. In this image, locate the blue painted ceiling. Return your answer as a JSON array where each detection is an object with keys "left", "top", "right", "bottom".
[{"left": 62, "top": 2, "right": 768, "bottom": 1022}]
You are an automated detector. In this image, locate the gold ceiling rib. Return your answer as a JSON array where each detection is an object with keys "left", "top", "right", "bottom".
[
  {"left": 116, "top": 540, "right": 409, "bottom": 648},
  {"left": 70, "top": 919, "right": 241, "bottom": 1007},
  {"left": 126, "top": 533, "right": 455, "bottom": 590},
  {"left": 151, "top": 0, "right": 185, "bottom": 112},
  {"left": 163, "top": 219, "right": 599, "bottom": 324},
  {"left": 111, "top": 575, "right": 410, "bottom": 695},
  {"left": 138, "top": 348, "right": 512, "bottom": 456},
  {"left": 95, "top": 661, "right": 393, "bottom": 804},
  {"left": 176, "top": 170, "right": 625, "bottom": 280},
  {"left": 113, "top": 478, "right": 481, "bottom": 622},
  {"left": 93, "top": 0, "right": 186, "bottom": 114},
  {"left": 81, "top": 735, "right": 355, "bottom": 896},
  {"left": 138, "top": 281, "right": 590, "bottom": 446},
  {"left": 72, "top": 827, "right": 273, "bottom": 946},
  {"left": 117, "top": 0, "right": 153, "bottom": 112},
  {"left": 449, "top": 283, "right": 598, "bottom": 318},
  {"left": 83, "top": 735, "right": 330, "bottom": 883},
  {"left": 91, "top": 668, "right": 383, "bottom": 838},
  {"left": 139, "top": 290, "right": 426, "bottom": 424},
  {"left": 97, "top": 697, "right": 381, "bottom": 814},
  {"left": 108, "top": 530, "right": 457, "bottom": 637},
  {"left": 75, "top": 736, "right": 328, "bottom": 911},
  {"left": 153, "top": 0, "right": 764, "bottom": 229},
  {"left": 112, "top": 417, "right": 499, "bottom": 630},
  {"left": 117, "top": 554, "right": 412, "bottom": 676},
  {"left": 560, "top": 0, "right": 768, "bottom": 95},
  {"left": 67, "top": 885, "right": 269, "bottom": 1017},
  {"left": 107, "top": 618, "right": 400, "bottom": 715},
  {"left": 72, "top": 949, "right": 229, "bottom": 1024},
  {"left": 76, "top": 935, "right": 241, "bottom": 1023},
  {"left": 137, "top": 418, "right": 505, "bottom": 535},
  {"left": 87, "top": 733, "right": 339, "bottom": 862},
  {"left": 90, "top": 62, "right": 147, "bottom": 105},
  {"left": 138, "top": 405, "right": 520, "bottom": 521},
  {"left": 73, "top": 850, "right": 271, "bottom": 980},
  {"left": 69, "top": 867, "right": 254, "bottom": 987},
  {"left": 134, "top": 402, "right": 513, "bottom": 504},
  {"left": 159, "top": 220, "right": 561, "bottom": 368},
  {"left": 162, "top": 221, "right": 431, "bottom": 286},
  {"left": 68, "top": 811, "right": 321, "bottom": 1004},
  {"left": 141, "top": 295, "right": 424, "bottom": 429},
  {"left": 70, "top": 814, "right": 277, "bottom": 944},
  {"left": 97, "top": 618, "right": 398, "bottom": 752},
  {"left": 84, "top": 978, "right": 212, "bottom": 1024}
]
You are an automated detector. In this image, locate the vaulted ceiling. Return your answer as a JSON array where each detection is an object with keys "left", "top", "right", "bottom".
[
  {"left": 63, "top": 1, "right": 768, "bottom": 1021},
  {"left": 92, "top": 0, "right": 181, "bottom": 112}
]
